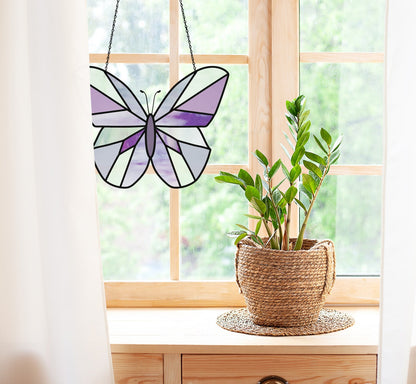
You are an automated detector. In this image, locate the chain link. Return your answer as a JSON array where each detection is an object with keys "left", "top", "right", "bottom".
[
  {"left": 105, "top": 0, "right": 121, "bottom": 71},
  {"left": 179, "top": 0, "right": 196, "bottom": 71},
  {"left": 105, "top": 0, "right": 196, "bottom": 72}
]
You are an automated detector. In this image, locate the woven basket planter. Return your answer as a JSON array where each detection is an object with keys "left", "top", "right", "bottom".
[{"left": 235, "top": 238, "right": 336, "bottom": 327}]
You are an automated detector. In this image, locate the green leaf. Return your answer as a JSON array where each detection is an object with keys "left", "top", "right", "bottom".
[
  {"left": 296, "top": 131, "right": 310, "bottom": 150},
  {"left": 255, "top": 150, "right": 268, "bottom": 167},
  {"left": 277, "top": 195, "right": 287, "bottom": 208},
  {"left": 285, "top": 114, "right": 295, "bottom": 125},
  {"left": 291, "top": 146, "right": 305, "bottom": 166},
  {"left": 300, "top": 184, "right": 313, "bottom": 200},
  {"left": 305, "top": 151, "right": 326, "bottom": 166},
  {"left": 314, "top": 135, "right": 328, "bottom": 154},
  {"left": 272, "top": 189, "right": 283, "bottom": 206},
  {"left": 289, "top": 164, "right": 301, "bottom": 182},
  {"left": 227, "top": 230, "right": 246, "bottom": 238},
  {"left": 255, "top": 220, "right": 262, "bottom": 235},
  {"left": 295, "top": 95, "right": 305, "bottom": 112},
  {"left": 245, "top": 185, "right": 260, "bottom": 202},
  {"left": 320, "top": 128, "right": 332, "bottom": 146},
  {"left": 294, "top": 197, "right": 308, "bottom": 213},
  {"left": 268, "top": 160, "right": 281, "bottom": 179},
  {"left": 302, "top": 174, "right": 317, "bottom": 194},
  {"left": 304, "top": 160, "right": 323, "bottom": 178},
  {"left": 244, "top": 214, "right": 263, "bottom": 220},
  {"left": 214, "top": 174, "right": 246, "bottom": 189},
  {"left": 262, "top": 179, "right": 270, "bottom": 193},
  {"left": 262, "top": 196, "right": 271, "bottom": 220},
  {"left": 298, "top": 120, "right": 311, "bottom": 137},
  {"left": 234, "top": 232, "right": 248, "bottom": 245},
  {"left": 299, "top": 109, "right": 310, "bottom": 127},
  {"left": 251, "top": 197, "right": 267, "bottom": 214},
  {"left": 329, "top": 152, "right": 341, "bottom": 165},
  {"left": 255, "top": 174, "right": 263, "bottom": 196},
  {"left": 332, "top": 135, "right": 343, "bottom": 152},
  {"left": 238, "top": 169, "right": 254, "bottom": 186},
  {"left": 281, "top": 163, "right": 290, "bottom": 179},
  {"left": 236, "top": 224, "right": 252, "bottom": 232},
  {"left": 251, "top": 235, "right": 265, "bottom": 247},
  {"left": 284, "top": 186, "right": 298, "bottom": 203},
  {"left": 286, "top": 100, "right": 297, "bottom": 116}
]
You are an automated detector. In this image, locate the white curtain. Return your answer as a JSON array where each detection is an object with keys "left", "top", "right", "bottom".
[
  {"left": 380, "top": 0, "right": 416, "bottom": 383},
  {"left": 0, "top": 1, "right": 114, "bottom": 383}
]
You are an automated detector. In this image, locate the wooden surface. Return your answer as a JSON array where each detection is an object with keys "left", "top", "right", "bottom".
[
  {"left": 105, "top": 277, "right": 380, "bottom": 307},
  {"left": 300, "top": 52, "right": 384, "bottom": 63},
  {"left": 182, "top": 354, "right": 377, "bottom": 384},
  {"left": 272, "top": 0, "right": 300, "bottom": 237},
  {"left": 248, "top": 0, "right": 272, "bottom": 170},
  {"left": 164, "top": 354, "right": 181, "bottom": 384},
  {"left": 108, "top": 306, "right": 379, "bottom": 355},
  {"left": 112, "top": 353, "right": 163, "bottom": 384},
  {"left": 89, "top": 52, "right": 384, "bottom": 65}
]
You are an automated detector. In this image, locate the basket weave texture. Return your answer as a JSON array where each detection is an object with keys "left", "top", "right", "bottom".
[{"left": 235, "top": 238, "right": 336, "bottom": 327}]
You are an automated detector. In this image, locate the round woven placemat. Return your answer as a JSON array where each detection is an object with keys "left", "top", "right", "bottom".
[{"left": 217, "top": 308, "right": 354, "bottom": 336}]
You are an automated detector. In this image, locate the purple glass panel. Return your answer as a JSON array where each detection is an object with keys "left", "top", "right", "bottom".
[
  {"left": 158, "top": 131, "right": 181, "bottom": 153},
  {"left": 120, "top": 130, "right": 144, "bottom": 153},
  {"left": 176, "top": 76, "right": 227, "bottom": 114},
  {"left": 91, "top": 86, "right": 124, "bottom": 114},
  {"left": 156, "top": 111, "right": 213, "bottom": 127},
  {"left": 151, "top": 136, "right": 179, "bottom": 187},
  {"left": 121, "top": 137, "right": 149, "bottom": 187}
]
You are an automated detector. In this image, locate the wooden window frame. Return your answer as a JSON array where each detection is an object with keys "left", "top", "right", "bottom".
[{"left": 90, "top": 0, "right": 382, "bottom": 308}]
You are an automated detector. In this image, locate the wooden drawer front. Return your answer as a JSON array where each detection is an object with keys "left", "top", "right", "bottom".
[
  {"left": 182, "top": 354, "right": 377, "bottom": 384},
  {"left": 112, "top": 353, "right": 163, "bottom": 384}
]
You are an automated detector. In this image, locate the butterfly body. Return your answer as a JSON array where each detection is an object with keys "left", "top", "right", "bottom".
[
  {"left": 145, "top": 114, "right": 156, "bottom": 158},
  {"left": 90, "top": 65, "right": 229, "bottom": 189}
]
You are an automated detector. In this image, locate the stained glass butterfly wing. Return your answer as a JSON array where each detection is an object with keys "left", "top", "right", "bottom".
[
  {"left": 90, "top": 66, "right": 149, "bottom": 188},
  {"left": 151, "top": 66, "right": 229, "bottom": 188}
]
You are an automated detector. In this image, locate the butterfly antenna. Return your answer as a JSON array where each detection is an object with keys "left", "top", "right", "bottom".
[
  {"left": 151, "top": 90, "right": 161, "bottom": 114},
  {"left": 140, "top": 90, "right": 150, "bottom": 114}
]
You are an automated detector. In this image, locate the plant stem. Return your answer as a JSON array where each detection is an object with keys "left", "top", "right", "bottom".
[
  {"left": 268, "top": 179, "right": 283, "bottom": 249},
  {"left": 262, "top": 217, "right": 279, "bottom": 249},
  {"left": 284, "top": 202, "right": 292, "bottom": 250},
  {"left": 294, "top": 156, "right": 331, "bottom": 250}
]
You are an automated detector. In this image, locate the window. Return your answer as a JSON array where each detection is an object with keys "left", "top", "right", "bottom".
[
  {"left": 87, "top": 0, "right": 384, "bottom": 307},
  {"left": 299, "top": 0, "right": 385, "bottom": 276}
]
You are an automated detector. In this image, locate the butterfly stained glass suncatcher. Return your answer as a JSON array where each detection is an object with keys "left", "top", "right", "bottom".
[{"left": 90, "top": 66, "right": 229, "bottom": 188}]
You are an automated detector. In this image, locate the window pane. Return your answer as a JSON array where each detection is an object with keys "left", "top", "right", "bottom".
[
  {"left": 301, "top": 175, "right": 382, "bottom": 275},
  {"left": 300, "top": 0, "right": 385, "bottom": 52},
  {"left": 300, "top": 63, "right": 384, "bottom": 164},
  {"left": 180, "top": 175, "right": 248, "bottom": 280},
  {"left": 179, "top": 0, "right": 248, "bottom": 54},
  {"left": 180, "top": 64, "right": 248, "bottom": 164},
  {"left": 97, "top": 175, "right": 170, "bottom": 280},
  {"left": 87, "top": 0, "right": 169, "bottom": 53}
]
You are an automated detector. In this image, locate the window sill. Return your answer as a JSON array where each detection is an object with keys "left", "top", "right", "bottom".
[{"left": 107, "top": 306, "right": 379, "bottom": 355}]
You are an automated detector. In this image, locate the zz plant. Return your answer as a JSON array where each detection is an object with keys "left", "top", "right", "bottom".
[{"left": 215, "top": 95, "right": 342, "bottom": 251}]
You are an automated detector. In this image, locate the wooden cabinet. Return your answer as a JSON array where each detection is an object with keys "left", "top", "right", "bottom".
[
  {"left": 182, "top": 354, "right": 377, "bottom": 384},
  {"left": 112, "top": 353, "right": 163, "bottom": 384},
  {"left": 108, "top": 307, "right": 379, "bottom": 384}
]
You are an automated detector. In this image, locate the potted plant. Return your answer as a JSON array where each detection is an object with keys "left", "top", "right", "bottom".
[{"left": 215, "top": 95, "right": 342, "bottom": 327}]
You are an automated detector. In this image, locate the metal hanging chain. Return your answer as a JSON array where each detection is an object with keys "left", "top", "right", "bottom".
[
  {"left": 105, "top": 0, "right": 121, "bottom": 71},
  {"left": 105, "top": 0, "right": 196, "bottom": 72},
  {"left": 179, "top": 0, "right": 196, "bottom": 71}
]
